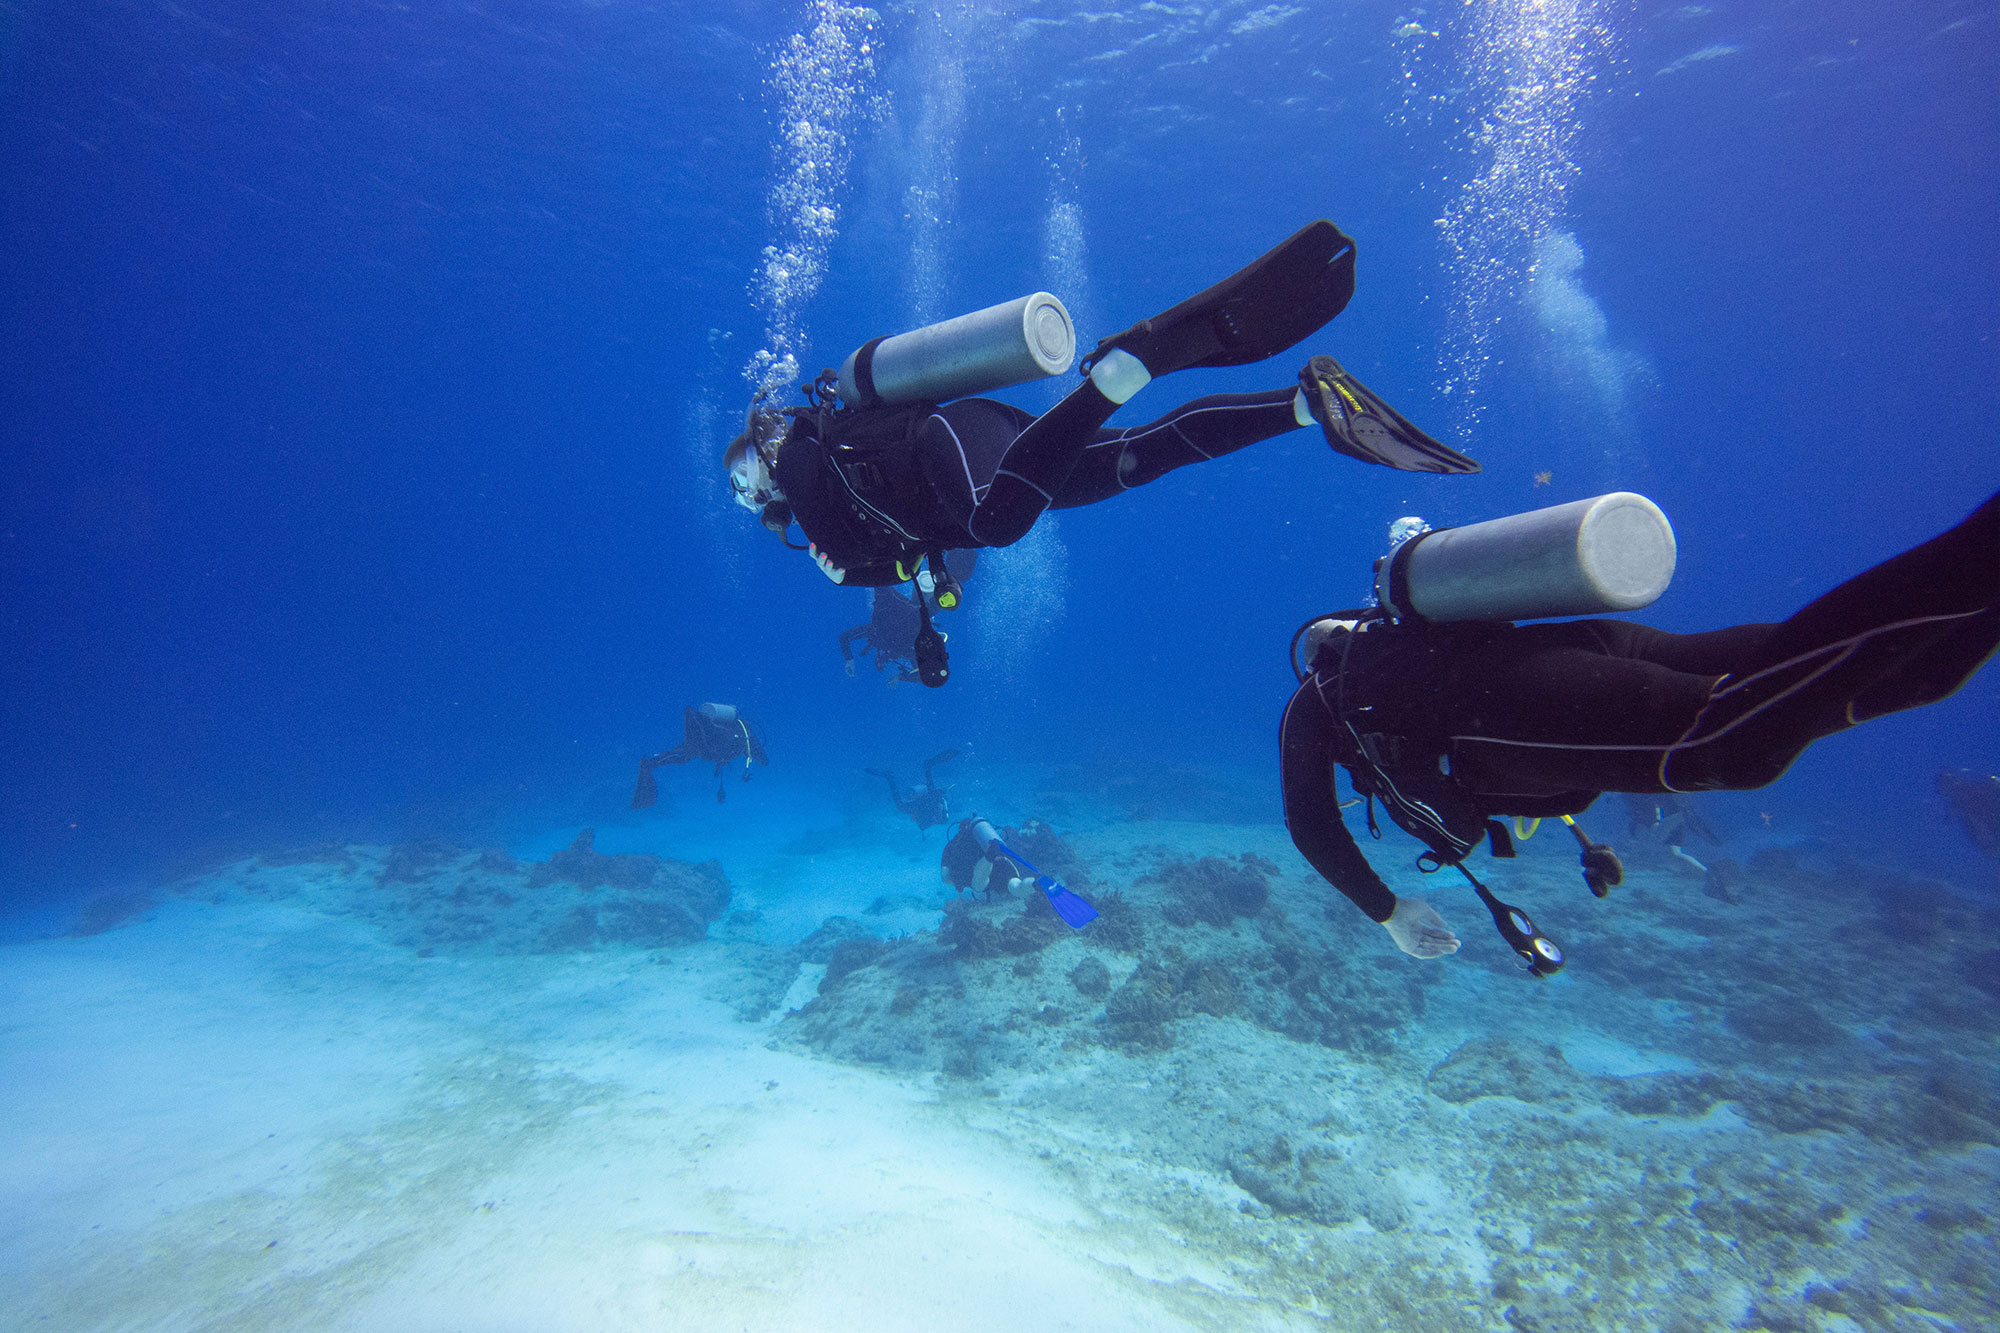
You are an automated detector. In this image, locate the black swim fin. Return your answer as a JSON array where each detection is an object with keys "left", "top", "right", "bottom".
[
  {"left": 1082, "top": 220, "right": 1357, "bottom": 379},
  {"left": 1299, "top": 355, "right": 1481, "bottom": 475},
  {"left": 632, "top": 763, "right": 658, "bottom": 810}
]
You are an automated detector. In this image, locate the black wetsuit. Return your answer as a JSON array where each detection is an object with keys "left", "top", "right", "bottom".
[
  {"left": 940, "top": 819, "right": 1025, "bottom": 898},
  {"left": 634, "top": 706, "right": 769, "bottom": 806},
  {"left": 838, "top": 551, "right": 979, "bottom": 675},
  {"left": 1282, "top": 492, "right": 2000, "bottom": 922},
  {"left": 840, "top": 587, "right": 924, "bottom": 675},
  {"left": 869, "top": 750, "right": 959, "bottom": 831},
  {"left": 774, "top": 385, "right": 1303, "bottom": 586}
]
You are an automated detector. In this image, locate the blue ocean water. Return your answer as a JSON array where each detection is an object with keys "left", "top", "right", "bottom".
[{"left": 2, "top": 2, "right": 1996, "bottom": 1328}]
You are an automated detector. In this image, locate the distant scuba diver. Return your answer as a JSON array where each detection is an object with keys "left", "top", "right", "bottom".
[
  {"left": 1620, "top": 792, "right": 1723, "bottom": 873},
  {"left": 632, "top": 703, "right": 768, "bottom": 807},
  {"left": 1281, "top": 489, "right": 2000, "bottom": 976},
  {"left": 939, "top": 816, "right": 1099, "bottom": 928},
  {"left": 725, "top": 220, "right": 1478, "bottom": 687},
  {"left": 840, "top": 550, "right": 979, "bottom": 684},
  {"left": 1937, "top": 768, "right": 2000, "bottom": 858},
  {"left": 940, "top": 817, "right": 1031, "bottom": 899},
  {"left": 867, "top": 749, "right": 960, "bottom": 832}
]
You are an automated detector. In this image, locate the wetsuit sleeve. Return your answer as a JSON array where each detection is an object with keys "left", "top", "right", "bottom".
[
  {"left": 1280, "top": 679, "right": 1399, "bottom": 923},
  {"left": 838, "top": 625, "right": 869, "bottom": 661}
]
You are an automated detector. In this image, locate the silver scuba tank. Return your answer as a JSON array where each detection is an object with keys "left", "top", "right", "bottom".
[
  {"left": 838, "top": 293, "right": 1076, "bottom": 408},
  {"left": 1375, "top": 492, "right": 1677, "bottom": 623}
]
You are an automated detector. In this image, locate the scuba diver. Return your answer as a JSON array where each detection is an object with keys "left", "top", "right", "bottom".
[
  {"left": 940, "top": 817, "right": 1075, "bottom": 900},
  {"left": 726, "top": 220, "right": 1478, "bottom": 686},
  {"left": 1620, "top": 792, "right": 1723, "bottom": 873},
  {"left": 938, "top": 817, "right": 1099, "bottom": 928},
  {"left": 632, "top": 702, "right": 768, "bottom": 807},
  {"left": 1281, "top": 489, "right": 2000, "bottom": 976},
  {"left": 1937, "top": 768, "right": 2000, "bottom": 858},
  {"left": 940, "top": 817, "right": 1031, "bottom": 900},
  {"left": 867, "top": 749, "right": 960, "bottom": 832},
  {"left": 839, "top": 550, "right": 979, "bottom": 684}
]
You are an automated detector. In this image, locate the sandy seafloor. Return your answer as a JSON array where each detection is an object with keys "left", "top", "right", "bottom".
[{"left": 4, "top": 760, "right": 1997, "bottom": 1332}]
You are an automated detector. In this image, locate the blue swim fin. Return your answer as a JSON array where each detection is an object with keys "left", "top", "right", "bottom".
[
  {"left": 991, "top": 838, "right": 1098, "bottom": 930},
  {"left": 1038, "top": 875, "right": 1099, "bottom": 929}
]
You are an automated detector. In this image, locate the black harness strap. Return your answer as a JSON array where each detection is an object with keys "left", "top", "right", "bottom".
[{"left": 847, "top": 337, "right": 887, "bottom": 409}]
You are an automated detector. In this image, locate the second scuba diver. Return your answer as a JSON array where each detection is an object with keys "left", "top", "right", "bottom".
[
  {"left": 726, "top": 220, "right": 1478, "bottom": 685},
  {"left": 632, "top": 702, "right": 769, "bottom": 807},
  {"left": 867, "top": 749, "right": 959, "bottom": 832},
  {"left": 840, "top": 551, "right": 979, "bottom": 684},
  {"left": 1282, "top": 490, "right": 2000, "bottom": 975},
  {"left": 940, "top": 818, "right": 1030, "bottom": 900}
]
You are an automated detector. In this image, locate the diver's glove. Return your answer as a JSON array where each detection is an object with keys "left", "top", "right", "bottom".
[{"left": 1579, "top": 843, "right": 1624, "bottom": 899}]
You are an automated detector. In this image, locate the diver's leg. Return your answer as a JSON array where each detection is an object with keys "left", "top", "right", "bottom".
[
  {"left": 955, "top": 224, "right": 1360, "bottom": 544},
  {"left": 959, "top": 368, "right": 1139, "bottom": 546},
  {"left": 1748, "top": 492, "right": 1998, "bottom": 668},
  {"left": 1568, "top": 618, "right": 1775, "bottom": 678},
  {"left": 1440, "top": 621, "right": 1724, "bottom": 796},
  {"left": 839, "top": 625, "right": 869, "bottom": 670},
  {"left": 1050, "top": 389, "right": 1305, "bottom": 507},
  {"left": 1660, "top": 493, "right": 2000, "bottom": 788},
  {"left": 866, "top": 769, "right": 909, "bottom": 809},
  {"left": 922, "top": 749, "right": 958, "bottom": 789},
  {"left": 632, "top": 757, "right": 661, "bottom": 810}
]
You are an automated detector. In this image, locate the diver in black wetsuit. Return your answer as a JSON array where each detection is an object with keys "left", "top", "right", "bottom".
[
  {"left": 724, "top": 221, "right": 1476, "bottom": 599},
  {"left": 940, "top": 817, "right": 1076, "bottom": 900},
  {"left": 1281, "top": 491, "right": 2000, "bottom": 970},
  {"left": 940, "top": 818, "right": 1030, "bottom": 900},
  {"left": 868, "top": 750, "right": 959, "bottom": 832},
  {"left": 1621, "top": 793, "right": 1722, "bottom": 867},
  {"left": 632, "top": 703, "right": 769, "bottom": 807},
  {"left": 839, "top": 551, "right": 979, "bottom": 683}
]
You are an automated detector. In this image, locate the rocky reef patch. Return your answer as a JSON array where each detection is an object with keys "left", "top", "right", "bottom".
[{"left": 773, "top": 822, "right": 2000, "bottom": 1330}]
